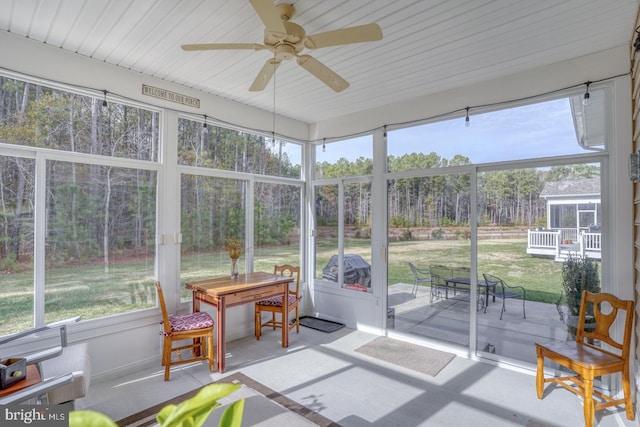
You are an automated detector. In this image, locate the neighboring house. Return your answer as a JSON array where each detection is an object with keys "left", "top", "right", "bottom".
[{"left": 527, "top": 178, "right": 601, "bottom": 260}]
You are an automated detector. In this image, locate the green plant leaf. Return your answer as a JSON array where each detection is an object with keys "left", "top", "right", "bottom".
[
  {"left": 219, "top": 398, "right": 245, "bottom": 427},
  {"left": 561, "top": 253, "right": 600, "bottom": 316},
  {"left": 157, "top": 383, "right": 241, "bottom": 427},
  {"left": 69, "top": 410, "right": 117, "bottom": 427}
]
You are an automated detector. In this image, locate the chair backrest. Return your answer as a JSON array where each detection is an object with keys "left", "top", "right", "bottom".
[
  {"left": 408, "top": 262, "right": 418, "bottom": 279},
  {"left": 155, "top": 281, "right": 172, "bottom": 335},
  {"left": 577, "top": 291, "right": 635, "bottom": 360},
  {"left": 482, "top": 273, "right": 505, "bottom": 295},
  {"left": 429, "top": 265, "right": 451, "bottom": 286},
  {"left": 274, "top": 264, "right": 301, "bottom": 297}
]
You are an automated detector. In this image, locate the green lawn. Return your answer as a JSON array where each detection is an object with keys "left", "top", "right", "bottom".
[
  {"left": 321, "top": 237, "right": 566, "bottom": 304},
  {"left": 1, "top": 237, "right": 571, "bottom": 334},
  {"left": 387, "top": 238, "right": 565, "bottom": 304}
]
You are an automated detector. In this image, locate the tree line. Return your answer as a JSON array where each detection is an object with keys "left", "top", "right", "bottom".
[
  {"left": 0, "top": 76, "right": 598, "bottom": 271},
  {"left": 317, "top": 155, "right": 599, "bottom": 232},
  {"left": 0, "top": 78, "right": 302, "bottom": 269}
]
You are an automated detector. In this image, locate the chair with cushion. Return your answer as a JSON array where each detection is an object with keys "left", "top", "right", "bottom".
[
  {"left": 535, "top": 291, "right": 635, "bottom": 427},
  {"left": 408, "top": 262, "right": 430, "bottom": 297},
  {"left": 255, "top": 265, "right": 301, "bottom": 340},
  {"left": 482, "top": 273, "right": 526, "bottom": 320},
  {"left": 155, "top": 281, "right": 214, "bottom": 381}
]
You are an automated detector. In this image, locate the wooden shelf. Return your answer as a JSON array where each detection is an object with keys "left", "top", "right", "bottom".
[{"left": 0, "top": 364, "right": 41, "bottom": 398}]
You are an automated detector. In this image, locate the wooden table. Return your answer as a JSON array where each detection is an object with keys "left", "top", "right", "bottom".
[{"left": 186, "top": 272, "right": 293, "bottom": 373}]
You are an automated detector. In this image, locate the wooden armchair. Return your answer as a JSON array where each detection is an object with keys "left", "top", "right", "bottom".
[
  {"left": 156, "top": 281, "right": 214, "bottom": 381},
  {"left": 255, "top": 265, "right": 301, "bottom": 340},
  {"left": 535, "top": 291, "right": 635, "bottom": 427}
]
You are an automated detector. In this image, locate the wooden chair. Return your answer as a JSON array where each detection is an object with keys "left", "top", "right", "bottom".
[
  {"left": 155, "top": 281, "right": 214, "bottom": 381},
  {"left": 535, "top": 291, "right": 635, "bottom": 427},
  {"left": 255, "top": 265, "right": 301, "bottom": 340}
]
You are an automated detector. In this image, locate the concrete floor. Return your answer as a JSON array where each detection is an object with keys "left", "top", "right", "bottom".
[
  {"left": 389, "top": 283, "right": 570, "bottom": 365},
  {"left": 78, "top": 323, "right": 637, "bottom": 427}
]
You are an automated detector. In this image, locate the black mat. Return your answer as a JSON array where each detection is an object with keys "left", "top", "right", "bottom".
[{"left": 299, "top": 316, "right": 345, "bottom": 333}]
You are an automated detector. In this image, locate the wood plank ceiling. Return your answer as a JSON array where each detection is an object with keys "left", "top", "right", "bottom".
[{"left": 0, "top": 0, "right": 637, "bottom": 124}]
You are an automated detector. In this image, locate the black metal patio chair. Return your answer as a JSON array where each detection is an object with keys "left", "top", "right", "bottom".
[
  {"left": 482, "top": 273, "right": 526, "bottom": 320},
  {"left": 408, "top": 262, "right": 431, "bottom": 298}
]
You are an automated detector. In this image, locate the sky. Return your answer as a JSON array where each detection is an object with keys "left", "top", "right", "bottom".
[{"left": 315, "top": 96, "right": 601, "bottom": 166}]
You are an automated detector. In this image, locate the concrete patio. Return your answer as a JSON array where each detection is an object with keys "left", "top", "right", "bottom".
[{"left": 389, "top": 282, "right": 574, "bottom": 366}]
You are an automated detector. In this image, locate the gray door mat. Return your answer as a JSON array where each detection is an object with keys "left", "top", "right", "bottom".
[{"left": 299, "top": 316, "right": 345, "bottom": 333}]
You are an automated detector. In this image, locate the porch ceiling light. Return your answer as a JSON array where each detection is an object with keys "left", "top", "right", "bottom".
[
  {"left": 202, "top": 115, "right": 209, "bottom": 135},
  {"left": 583, "top": 81, "right": 591, "bottom": 106}
]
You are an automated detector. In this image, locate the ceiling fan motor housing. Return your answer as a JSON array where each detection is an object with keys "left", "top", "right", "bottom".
[
  {"left": 273, "top": 44, "right": 295, "bottom": 60},
  {"left": 265, "top": 20, "right": 305, "bottom": 60}
]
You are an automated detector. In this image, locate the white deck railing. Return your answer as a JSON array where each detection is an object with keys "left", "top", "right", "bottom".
[
  {"left": 527, "top": 229, "right": 561, "bottom": 249},
  {"left": 527, "top": 229, "right": 601, "bottom": 260},
  {"left": 582, "top": 232, "right": 601, "bottom": 251}
]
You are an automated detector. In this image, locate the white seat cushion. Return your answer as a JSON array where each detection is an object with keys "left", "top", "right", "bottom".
[{"left": 40, "top": 343, "right": 91, "bottom": 405}]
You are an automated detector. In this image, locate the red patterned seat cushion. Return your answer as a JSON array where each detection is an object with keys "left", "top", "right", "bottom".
[
  {"left": 257, "top": 295, "right": 300, "bottom": 307},
  {"left": 169, "top": 311, "right": 214, "bottom": 332}
]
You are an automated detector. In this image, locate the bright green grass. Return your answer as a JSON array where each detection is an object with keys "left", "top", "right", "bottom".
[
  {"left": 387, "top": 239, "right": 565, "bottom": 304},
  {"left": 1, "top": 238, "right": 571, "bottom": 334}
]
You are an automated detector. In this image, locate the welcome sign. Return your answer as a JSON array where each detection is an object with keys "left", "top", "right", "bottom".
[{"left": 142, "top": 84, "right": 200, "bottom": 108}]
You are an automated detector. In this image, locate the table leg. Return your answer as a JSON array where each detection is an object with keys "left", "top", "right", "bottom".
[
  {"left": 217, "top": 297, "right": 226, "bottom": 372},
  {"left": 281, "top": 283, "right": 289, "bottom": 348},
  {"left": 192, "top": 295, "right": 202, "bottom": 356}
]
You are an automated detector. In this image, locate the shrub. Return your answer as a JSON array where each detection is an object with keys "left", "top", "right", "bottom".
[{"left": 561, "top": 253, "right": 600, "bottom": 316}]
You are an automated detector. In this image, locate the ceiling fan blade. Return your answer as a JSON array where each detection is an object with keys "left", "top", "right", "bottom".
[
  {"left": 249, "top": 58, "right": 282, "bottom": 92},
  {"left": 304, "top": 23, "right": 383, "bottom": 49},
  {"left": 181, "top": 43, "right": 264, "bottom": 51},
  {"left": 250, "top": 0, "right": 287, "bottom": 36},
  {"left": 296, "top": 55, "right": 349, "bottom": 92}
]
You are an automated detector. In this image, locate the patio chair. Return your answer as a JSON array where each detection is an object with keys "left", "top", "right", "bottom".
[
  {"left": 429, "top": 265, "right": 451, "bottom": 303},
  {"left": 408, "top": 262, "right": 430, "bottom": 297},
  {"left": 482, "top": 273, "right": 526, "bottom": 320},
  {"left": 535, "top": 291, "right": 635, "bottom": 427},
  {"left": 156, "top": 281, "right": 215, "bottom": 381},
  {"left": 0, "top": 316, "right": 91, "bottom": 407},
  {"left": 255, "top": 264, "right": 301, "bottom": 340}
]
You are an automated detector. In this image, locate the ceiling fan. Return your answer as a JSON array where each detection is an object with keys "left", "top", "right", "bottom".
[{"left": 181, "top": 0, "right": 383, "bottom": 92}]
